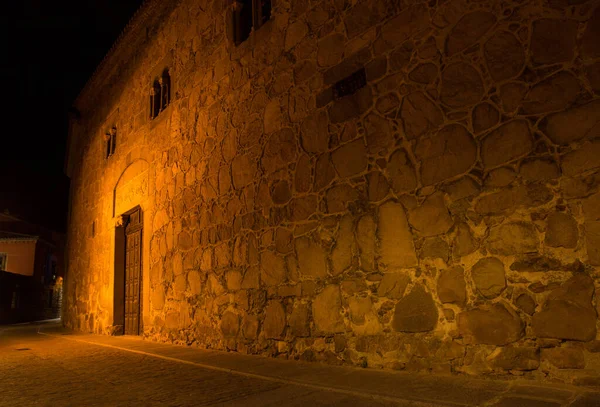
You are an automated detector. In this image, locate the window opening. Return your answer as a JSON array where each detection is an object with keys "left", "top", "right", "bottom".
[
  {"left": 0, "top": 253, "right": 7, "bottom": 270},
  {"left": 333, "top": 68, "right": 367, "bottom": 99},
  {"left": 104, "top": 127, "right": 117, "bottom": 159},
  {"left": 233, "top": 0, "right": 271, "bottom": 45},
  {"left": 150, "top": 69, "right": 171, "bottom": 119}
]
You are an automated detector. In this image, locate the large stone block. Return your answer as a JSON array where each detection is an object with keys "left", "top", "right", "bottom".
[
  {"left": 377, "top": 201, "right": 418, "bottom": 270},
  {"left": 541, "top": 347, "right": 585, "bottom": 369},
  {"left": 300, "top": 110, "right": 329, "bottom": 154},
  {"left": 364, "top": 113, "right": 394, "bottom": 155},
  {"left": 586, "top": 221, "right": 600, "bottom": 265},
  {"left": 262, "top": 128, "right": 298, "bottom": 174},
  {"left": 446, "top": 11, "right": 496, "bottom": 56},
  {"left": 545, "top": 212, "right": 578, "bottom": 249},
  {"left": 415, "top": 124, "right": 477, "bottom": 186},
  {"left": 231, "top": 154, "right": 256, "bottom": 190},
  {"left": 440, "top": 63, "right": 484, "bottom": 108},
  {"left": 399, "top": 92, "right": 444, "bottom": 140},
  {"left": 295, "top": 237, "right": 328, "bottom": 279},
  {"left": 481, "top": 120, "right": 533, "bottom": 170},
  {"left": 392, "top": 284, "right": 438, "bottom": 333},
  {"left": 488, "top": 347, "right": 540, "bottom": 371},
  {"left": 387, "top": 149, "right": 417, "bottom": 194},
  {"left": 532, "top": 273, "right": 597, "bottom": 341},
  {"left": 313, "top": 285, "right": 345, "bottom": 333},
  {"left": 542, "top": 100, "right": 600, "bottom": 145},
  {"left": 531, "top": 19, "right": 578, "bottom": 65},
  {"left": 221, "top": 311, "right": 240, "bottom": 337},
  {"left": 377, "top": 272, "right": 410, "bottom": 299},
  {"left": 581, "top": 7, "right": 600, "bottom": 60},
  {"left": 561, "top": 140, "right": 600, "bottom": 176},
  {"left": 472, "top": 102, "right": 500, "bottom": 134},
  {"left": 487, "top": 222, "right": 539, "bottom": 255},
  {"left": 437, "top": 266, "right": 466, "bottom": 305},
  {"left": 331, "top": 139, "right": 368, "bottom": 178},
  {"left": 373, "top": 4, "right": 428, "bottom": 54},
  {"left": 356, "top": 214, "right": 376, "bottom": 271},
  {"left": 331, "top": 215, "right": 354, "bottom": 276},
  {"left": 260, "top": 251, "right": 286, "bottom": 287},
  {"left": 326, "top": 184, "right": 360, "bottom": 213},
  {"left": 521, "top": 71, "right": 580, "bottom": 115},
  {"left": 264, "top": 301, "right": 286, "bottom": 339},
  {"left": 408, "top": 192, "right": 453, "bottom": 237},
  {"left": 289, "top": 303, "right": 310, "bottom": 337},
  {"left": 458, "top": 303, "right": 524, "bottom": 345},
  {"left": 484, "top": 31, "right": 525, "bottom": 81},
  {"left": 471, "top": 257, "right": 506, "bottom": 299}
]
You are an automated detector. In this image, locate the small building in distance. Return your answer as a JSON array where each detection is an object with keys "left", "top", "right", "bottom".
[{"left": 0, "top": 212, "right": 64, "bottom": 323}]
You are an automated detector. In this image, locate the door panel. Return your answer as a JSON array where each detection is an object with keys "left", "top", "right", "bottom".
[{"left": 124, "top": 210, "right": 142, "bottom": 335}]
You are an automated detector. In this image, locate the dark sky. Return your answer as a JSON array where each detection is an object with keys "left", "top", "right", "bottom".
[{"left": 0, "top": 0, "right": 144, "bottom": 232}]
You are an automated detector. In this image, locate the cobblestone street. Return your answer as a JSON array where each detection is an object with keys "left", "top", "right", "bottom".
[{"left": 0, "top": 321, "right": 599, "bottom": 407}]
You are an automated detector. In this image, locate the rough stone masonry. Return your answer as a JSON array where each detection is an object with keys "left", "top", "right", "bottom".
[{"left": 64, "top": 0, "right": 600, "bottom": 384}]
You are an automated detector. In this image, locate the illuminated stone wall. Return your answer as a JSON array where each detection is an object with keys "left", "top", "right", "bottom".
[{"left": 65, "top": 0, "right": 600, "bottom": 382}]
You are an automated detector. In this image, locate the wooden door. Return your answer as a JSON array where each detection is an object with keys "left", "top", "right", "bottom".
[{"left": 124, "top": 210, "right": 142, "bottom": 335}]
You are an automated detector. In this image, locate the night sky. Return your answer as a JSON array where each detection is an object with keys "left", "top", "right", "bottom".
[{"left": 0, "top": 0, "right": 144, "bottom": 232}]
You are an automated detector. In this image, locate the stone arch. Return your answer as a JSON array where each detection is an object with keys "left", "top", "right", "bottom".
[{"left": 113, "top": 159, "right": 150, "bottom": 217}]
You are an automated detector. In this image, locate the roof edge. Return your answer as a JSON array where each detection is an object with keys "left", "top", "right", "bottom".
[{"left": 73, "top": 0, "right": 176, "bottom": 109}]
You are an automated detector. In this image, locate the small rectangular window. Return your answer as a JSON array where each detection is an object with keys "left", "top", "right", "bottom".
[
  {"left": 0, "top": 253, "right": 7, "bottom": 270},
  {"left": 150, "top": 69, "right": 171, "bottom": 119},
  {"left": 105, "top": 127, "right": 117, "bottom": 159},
  {"left": 333, "top": 68, "right": 367, "bottom": 99}
]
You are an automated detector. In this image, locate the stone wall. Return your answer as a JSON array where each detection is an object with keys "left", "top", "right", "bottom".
[{"left": 65, "top": 0, "right": 600, "bottom": 383}]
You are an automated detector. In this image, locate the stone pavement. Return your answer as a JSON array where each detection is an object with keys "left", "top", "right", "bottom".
[{"left": 1, "top": 321, "right": 600, "bottom": 407}]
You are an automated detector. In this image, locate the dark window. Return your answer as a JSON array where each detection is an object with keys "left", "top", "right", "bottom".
[
  {"left": 150, "top": 69, "right": 171, "bottom": 119},
  {"left": 233, "top": 0, "right": 271, "bottom": 45},
  {"left": 105, "top": 127, "right": 117, "bottom": 159}
]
